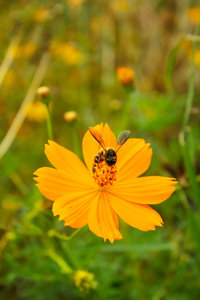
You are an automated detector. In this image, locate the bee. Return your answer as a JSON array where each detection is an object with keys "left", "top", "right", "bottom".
[{"left": 89, "top": 127, "right": 131, "bottom": 172}]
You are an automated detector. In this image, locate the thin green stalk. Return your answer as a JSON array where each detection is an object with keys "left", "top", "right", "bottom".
[
  {"left": 0, "top": 53, "right": 50, "bottom": 160},
  {"left": 46, "top": 104, "right": 53, "bottom": 140},
  {"left": 182, "top": 23, "right": 200, "bottom": 130},
  {"left": 46, "top": 248, "right": 73, "bottom": 274},
  {"left": 70, "top": 123, "right": 81, "bottom": 158},
  {"left": 179, "top": 132, "right": 200, "bottom": 206},
  {"left": 180, "top": 23, "right": 200, "bottom": 207},
  {"left": 182, "top": 50, "right": 196, "bottom": 130},
  {"left": 122, "top": 87, "right": 132, "bottom": 130},
  {"left": 48, "top": 228, "right": 82, "bottom": 241}
]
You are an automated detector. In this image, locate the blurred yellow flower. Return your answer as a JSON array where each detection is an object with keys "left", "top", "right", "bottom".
[
  {"left": 187, "top": 7, "right": 200, "bottom": 24},
  {"left": 3, "top": 70, "right": 16, "bottom": 87},
  {"left": 26, "top": 101, "right": 47, "bottom": 122},
  {"left": 182, "top": 39, "right": 200, "bottom": 68},
  {"left": 74, "top": 270, "right": 97, "bottom": 292},
  {"left": 34, "top": 7, "right": 52, "bottom": 21},
  {"left": 50, "top": 42, "right": 83, "bottom": 65},
  {"left": 14, "top": 43, "right": 36, "bottom": 58},
  {"left": 116, "top": 67, "right": 135, "bottom": 86},
  {"left": 194, "top": 49, "right": 200, "bottom": 67},
  {"left": 111, "top": 0, "right": 131, "bottom": 14},
  {"left": 65, "top": 0, "right": 85, "bottom": 8}
]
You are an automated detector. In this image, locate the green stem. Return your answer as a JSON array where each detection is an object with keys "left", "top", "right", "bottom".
[
  {"left": 182, "top": 23, "right": 200, "bottom": 130},
  {"left": 179, "top": 132, "right": 200, "bottom": 206},
  {"left": 179, "top": 24, "right": 200, "bottom": 207},
  {"left": 182, "top": 50, "right": 195, "bottom": 130},
  {"left": 46, "top": 248, "right": 73, "bottom": 274},
  {"left": 122, "top": 87, "right": 132, "bottom": 129},
  {"left": 46, "top": 104, "right": 53, "bottom": 140},
  {"left": 70, "top": 123, "right": 81, "bottom": 158},
  {"left": 48, "top": 228, "right": 82, "bottom": 241}
]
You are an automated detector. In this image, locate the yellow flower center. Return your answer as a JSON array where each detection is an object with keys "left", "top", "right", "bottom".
[{"left": 92, "top": 161, "right": 117, "bottom": 187}]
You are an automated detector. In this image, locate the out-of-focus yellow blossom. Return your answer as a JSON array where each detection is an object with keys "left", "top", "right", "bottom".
[
  {"left": 3, "top": 70, "right": 16, "bottom": 87},
  {"left": 194, "top": 49, "right": 200, "bottom": 67},
  {"left": 187, "top": 7, "right": 200, "bottom": 24},
  {"left": 65, "top": 0, "right": 85, "bottom": 8},
  {"left": 63, "top": 111, "right": 78, "bottom": 123},
  {"left": 116, "top": 67, "right": 135, "bottom": 86},
  {"left": 111, "top": 0, "right": 131, "bottom": 14},
  {"left": 50, "top": 42, "right": 83, "bottom": 65},
  {"left": 182, "top": 39, "right": 200, "bottom": 68},
  {"left": 15, "top": 43, "right": 36, "bottom": 58},
  {"left": 34, "top": 7, "right": 52, "bottom": 21},
  {"left": 26, "top": 101, "right": 47, "bottom": 122},
  {"left": 2, "top": 200, "right": 21, "bottom": 211},
  {"left": 74, "top": 270, "right": 97, "bottom": 292}
]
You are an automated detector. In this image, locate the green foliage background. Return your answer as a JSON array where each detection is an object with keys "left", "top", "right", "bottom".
[{"left": 0, "top": 0, "right": 200, "bottom": 299}]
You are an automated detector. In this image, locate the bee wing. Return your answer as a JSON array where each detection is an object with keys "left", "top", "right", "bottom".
[
  {"left": 115, "top": 130, "right": 131, "bottom": 153},
  {"left": 89, "top": 127, "right": 107, "bottom": 150}
]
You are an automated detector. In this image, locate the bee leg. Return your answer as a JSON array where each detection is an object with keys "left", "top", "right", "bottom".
[
  {"left": 98, "top": 151, "right": 103, "bottom": 163},
  {"left": 92, "top": 166, "right": 96, "bottom": 173}
]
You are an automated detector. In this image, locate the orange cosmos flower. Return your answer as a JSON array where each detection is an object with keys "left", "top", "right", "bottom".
[{"left": 34, "top": 123, "right": 177, "bottom": 243}]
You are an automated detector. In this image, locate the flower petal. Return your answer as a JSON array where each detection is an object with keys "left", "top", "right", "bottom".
[
  {"left": 108, "top": 176, "right": 177, "bottom": 204},
  {"left": 34, "top": 167, "right": 95, "bottom": 201},
  {"left": 107, "top": 193, "right": 163, "bottom": 231},
  {"left": 53, "top": 190, "right": 97, "bottom": 228},
  {"left": 116, "top": 138, "right": 152, "bottom": 180},
  {"left": 82, "top": 123, "right": 117, "bottom": 174},
  {"left": 45, "top": 140, "right": 89, "bottom": 178},
  {"left": 87, "top": 192, "right": 122, "bottom": 243}
]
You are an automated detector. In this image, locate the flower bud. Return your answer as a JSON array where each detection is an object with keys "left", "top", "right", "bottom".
[
  {"left": 37, "top": 86, "right": 51, "bottom": 105},
  {"left": 63, "top": 111, "right": 78, "bottom": 123},
  {"left": 37, "top": 86, "right": 50, "bottom": 98},
  {"left": 116, "top": 67, "right": 135, "bottom": 86}
]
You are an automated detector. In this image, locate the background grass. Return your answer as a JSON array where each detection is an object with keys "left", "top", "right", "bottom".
[{"left": 0, "top": 0, "right": 200, "bottom": 299}]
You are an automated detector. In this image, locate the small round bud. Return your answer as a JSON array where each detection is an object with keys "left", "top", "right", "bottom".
[
  {"left": 63, "top": 111, "right": 78, "bottom": 123},
  {"left": 116, "top": 67, "right": 135, "bottom": 86},
  {"left": 37, "top": 86, "right": 51, "bottom": 105},
  {"left": 37, "top": 86, "right": 51, "bottom": 98}
]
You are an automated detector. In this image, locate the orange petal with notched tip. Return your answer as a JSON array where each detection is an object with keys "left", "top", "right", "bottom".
[
  {"left": 108, "top": 192, "right": 163, "bottom": 231},
  {"left": 87, "top": 192, "right": 123, "bottom": 243},
  {"left": 108, "top": 176, "right": 177, "bottom": 204},
  {"left": 116, "top": 138, "right": 152, "bottom": 180},
  {"left": 82, "top": 123, "right": 117, "bottom": 174},
  {"left": 53, "top": 190, "right": 97, "bottom": 228}
]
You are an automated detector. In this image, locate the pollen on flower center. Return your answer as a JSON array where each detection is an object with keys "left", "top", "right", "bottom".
[{"left": 92, "top": 161, "right": 117, "bottom": 187}]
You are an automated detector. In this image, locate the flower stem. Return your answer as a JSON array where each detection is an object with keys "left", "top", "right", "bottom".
[
  {"left": 48, "top": 228, "right": 82, "bottom": 241},
  {"left": 70, "top": 123, "right": 81, "bottom": 158},
  {"left": 180, "top": 23, "right": 200, "bottom": 206},
  {"left": 46, "top": 103, "right": 53, "bottom": 140},
  {"left": 181, "top": 49, "right": 196, "bottom": 131},
  {"left": 0, "top": 52, "right": 50, "bottom": 160},
  {"left": 122, "top": 86, "right": 132, "bottom": 130},
  {"left": 46, "top": 248, "right": 73, "bottom": 274}
]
